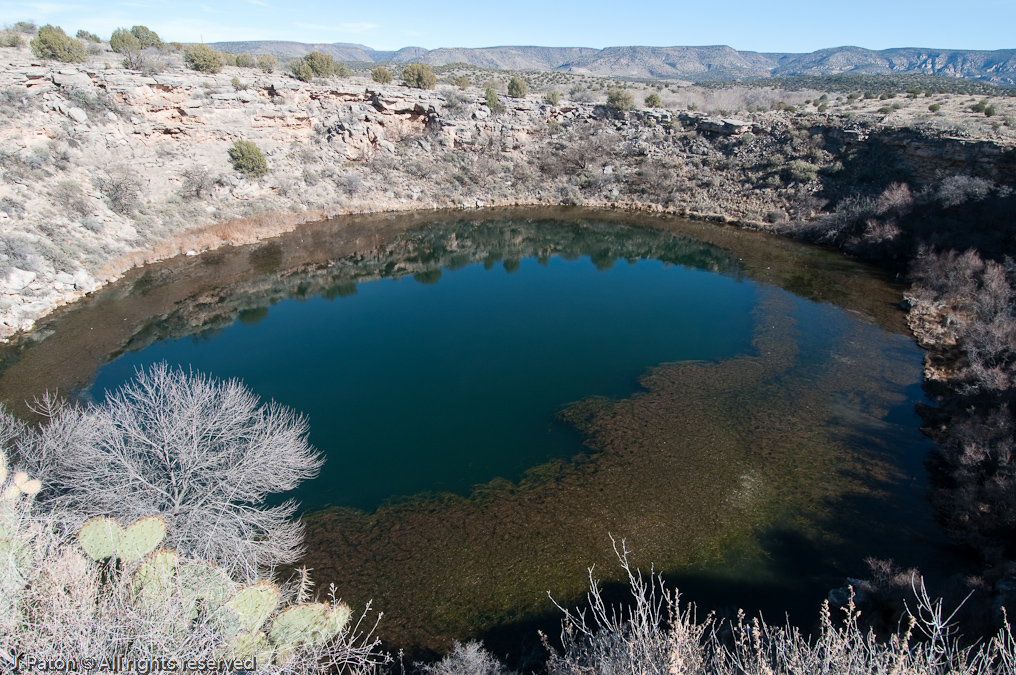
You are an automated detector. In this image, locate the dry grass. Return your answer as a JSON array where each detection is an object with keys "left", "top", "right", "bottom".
[{"left": 537, "top": 539, "right": 1016, "bottom": 675}]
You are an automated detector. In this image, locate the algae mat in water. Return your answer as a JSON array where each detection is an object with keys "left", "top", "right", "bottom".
[{"left": 299, "top": 287, "right": 941, "bottom": 655}]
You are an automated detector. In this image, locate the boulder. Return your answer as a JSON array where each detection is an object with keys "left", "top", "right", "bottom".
[
  {"left": 51, "top": 72, "right": 93, "bottom": 89},
  {"left": 67, "top": 107, "right": 88, "bottom": 123},
  {"left": 5, "top": 269, "right": 37, "bottom": 291},
  {"left": 697, "top": 117, "right": 752, "bottom": 135}
]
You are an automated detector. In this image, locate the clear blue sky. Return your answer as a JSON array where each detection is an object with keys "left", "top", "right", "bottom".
[{"left": 2, "top": 0, "right": 1013, "bottom": 53}]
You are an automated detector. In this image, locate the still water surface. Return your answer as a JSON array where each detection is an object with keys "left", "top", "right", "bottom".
[
  {"left": 0, "top": 211, "right": 951, "bottom": 656},
  {"left": 90, "top": 253, "right": 756, "bottom": 510}
]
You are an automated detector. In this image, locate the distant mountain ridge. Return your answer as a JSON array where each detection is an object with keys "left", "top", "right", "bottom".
[{"left": 207, "top": 41, "right": 1016, "bottom": 85}]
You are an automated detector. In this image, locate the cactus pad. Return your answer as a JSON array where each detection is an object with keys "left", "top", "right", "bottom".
[
  {"left": 132, "top": 549, "right": 180, "bottom": 605},
  {"left": 226, "top": 581, "right": 280, "bottom": 633},
  {"left": 19, "top": 479, "right": 40, "bottom": 496},
  {"left": 119, "top": 515, "right": 167, "bottom": 563},
  {"left": 269, "top": 603, "right": 330, "bottom": 646},
  {"left": 325, "top": 604, "right": 352, "bottom": 638},
  {"left": 78, "top": 517, "right": 123, "bottom": 561},
  {"left": 177, "top": 560, "right": 235, "bottom": 621},
  {"left": 220, "top": 630, "right": 270, "bottom": 660}
]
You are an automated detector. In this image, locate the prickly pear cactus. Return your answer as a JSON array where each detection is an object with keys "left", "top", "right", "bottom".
[
  {"left": 77, "top": 515, "right": 166, "bottom": 563},
  {"left": 132, "top": 549, "right": 180, "bottom": 606},
  {"left": 176, "top": 559, "right": 236, "bottom": 622},
  {"left": 0, "top": 453, "right": 42, "bottom": 633},
  {"left": 224, "top": 580, "right": 280, "bottom": 634},
  {"left": 321, "top": 603, "right": 352, "bottom": 644},
  {"left": 269, "top": 602, "right": 331, "bottom": 646},
  {"left": 219, "top": 630, "right": 271, "bottom": 661},
  {"left": 119, "top": 515, "right": 167, "bottom": 563},
  {"left": 78, "top": 516, "right": 123, "bottom": 561}
]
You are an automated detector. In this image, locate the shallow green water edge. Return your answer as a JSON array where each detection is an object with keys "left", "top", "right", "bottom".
[{"left": 0, "top": 207, "right": 942, "bottom": 658}]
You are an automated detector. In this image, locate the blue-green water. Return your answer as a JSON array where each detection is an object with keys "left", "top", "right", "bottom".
[{"left": 89, "top": 255, "right": 756, "bottom": 511}]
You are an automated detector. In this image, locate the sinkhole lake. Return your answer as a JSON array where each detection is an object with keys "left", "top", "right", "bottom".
[
  {"left": 88, "top": 237, "right": 756, "bottom": 511},
  {"left": 0, "top": 209, "right": 954, "bottom": 657}
]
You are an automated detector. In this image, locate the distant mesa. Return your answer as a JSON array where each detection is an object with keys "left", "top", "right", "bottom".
[{"left": 206, "top": 41, "right": 1016, "bottom": 85}]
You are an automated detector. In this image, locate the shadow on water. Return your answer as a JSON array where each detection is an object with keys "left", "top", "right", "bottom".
[{"left": 0, "top": 207, "right": 946, "bottom": 659}]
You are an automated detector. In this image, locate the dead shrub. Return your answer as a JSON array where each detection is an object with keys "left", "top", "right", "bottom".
[{"left": 98, "top": 165, "right": 144, "bottom": 214}]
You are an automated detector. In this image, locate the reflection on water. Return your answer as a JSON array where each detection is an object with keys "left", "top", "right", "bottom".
[
  {"left": 85, "top": 220, "right": 757, "bottom": 510},
  {"left": 0, "top": 209, "right": 948, "bottom": 659}
]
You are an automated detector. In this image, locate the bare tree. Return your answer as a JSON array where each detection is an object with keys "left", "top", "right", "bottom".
[{"left": 16, "top": 364, "right": 323, "bottom": 581}]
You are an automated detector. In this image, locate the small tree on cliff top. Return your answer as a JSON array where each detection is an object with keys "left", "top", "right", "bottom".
[{"left": 402, "top": 63, "right": 437, "bottom": 89}]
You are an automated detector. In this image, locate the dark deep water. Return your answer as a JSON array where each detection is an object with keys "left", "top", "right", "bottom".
[
  {"left": 88, "top": 254, "right": 757, "bottom": 511},
  {"left": 0, "top": 211, "right": 954, "bottom": 657}
]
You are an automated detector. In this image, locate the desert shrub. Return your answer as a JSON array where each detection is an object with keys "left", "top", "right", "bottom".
[
  {"left": 929, "top": 103, "right": 941, "bottom": 112},
  {"left": 183, "top": 43, "right": 224, "bottom": 73},
  {"left": 256, "top": 53, "right": 278, "bottom": 73},
  {"left": 936, "top": 175, "right": 995, "bottom": 208},
  {"left": 421, "top": 641, "right": 511, "bottom": 675},
  {"left": 371, "top": 66, "right": 392, "bottom": 84},
  {"left": 334, "top": 62, "right": 352, "bottom": 77},
  {"left": 181, "top": 166, "right": 222, "bottom": 199},
  {"left": 452, "top": 75, "right": 471, "bottom": 89},
  {"left": 629, "top": 161, "right": 677, "bottom": 203},
  {"left": 784, "top": 159, "right": 819, "bottom": 182},
  {"left": 402, "top": 63, "right": 437, "bottom": 89},
  {"left": 644, "top": 92, "right": 662, "bottom": 107},
  {"left": 0, "top": 233, "right": 37, "bottom": 276},
  {"left": 334, "top": 173, "right": 364, "bottom": 196},
  {"left": 507, "top": 76, "right": 527, "bottom": 98},
  {"left": 545, "top": 90, "right": 561, "bottom": 105},
  {"left": 52, "top": 180, "right": 91, "bottom": 216},
  {"left": 234, "top": 52, "right": 255, "bottom": 68},
  {"left": 30, "top": 25, "right": 86, "bottom": 63},
  {"left": 304, "top": 50, "right": 334, "bottom": 77},
  {"left": 75, "top": 30, "right": 101, "bottom": 43},
  {"left": 98, "top": 165, "right": 144, "bottom": 214},
  {"left": 606, "top": 88, "right": 634, "bottom": 111},
  {"left": 537, "top": 122, "right": 611, "bottom": 176},
  {"left": 0, "top": 196, "right": 25, "bottom": 219},
  {"left": 484, "top": 87, "right": 504, "bottom": 114},
  {"left": 16, "top": 365, "right": 323, "bottom": 579},
  {"left": 231, "top": 76, "right": 247, "bottom": 91},
  {"left": 443, "top": 90, "right": 466, "bottom": 109},
  {"left": 0, "top": 31, "right": 24, "bottom": 48},
  {"left": 288, "top": 59, "right": 310, "bottom": 81},
  {"left": 128, "top": 25, "right": 161, "bottom": 49},
  {"left": 542, "top": 541, "right": 1016, "bottom": 675},
  {"left": 229, "top": 139, "right": 269, "bottom": 178},
  {"left": 109, "top": 28, "right": 145, "bottom": 69},
  {"left": 12, "top": 21, "right": 36, "bottom": 34}
]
